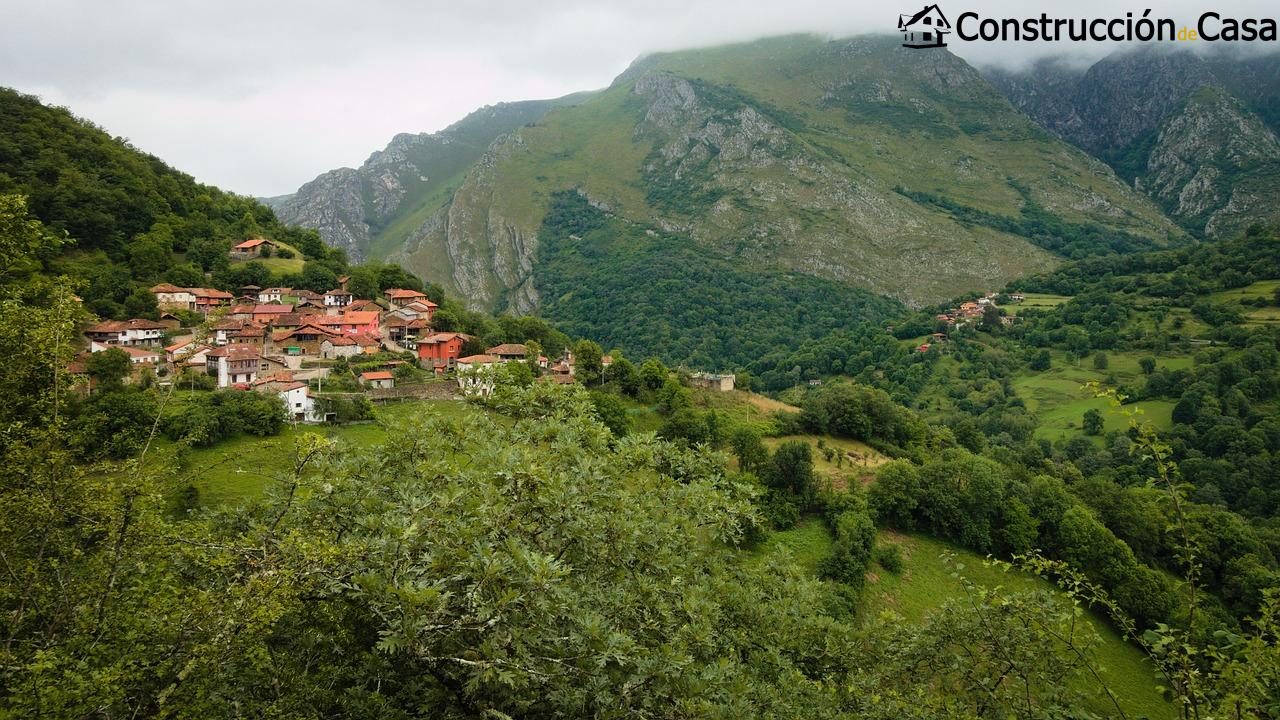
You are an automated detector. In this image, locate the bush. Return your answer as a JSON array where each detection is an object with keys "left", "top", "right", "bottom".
[
  {"left": 819, "top": 509, "right": 877, "bottom": 589},
  {"left": 874, "top": 543, "right": 903, "bottom": 573},
  {"left": 276, "top": 248, "right": 294, "bottom": 259}
]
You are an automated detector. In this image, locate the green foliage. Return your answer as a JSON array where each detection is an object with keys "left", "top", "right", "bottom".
[
  {"left": 160, "top": 389, "right": 287, "bottom": 446},
  {"left": 896, "top": 184, "right": 1172, "bottom": 260},
  {"left": 874, "top": 542, "right": 904, "bottom": 573},
  {"left": 85, "top": 347, "right": 131, "bottom": 387},
  {"left": 1082, "top": 408, "right": 1104, "bottom": 435},
  {"left": 536, "top": 191, "right": 902, "bottom": 371}
]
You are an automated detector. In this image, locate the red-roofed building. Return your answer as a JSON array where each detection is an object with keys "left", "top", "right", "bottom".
[
  {"left": 316, "top": 311, "right": 379, "bottom": 336},
  {"left": 359, "top": 370, "right": 395, "bottom": 389},
  {"left": 192, "top": 288, "right": 234, "bottom": 315},
  {"left": 231, "top": 238, "right": 275, "bottom": 259},
  {"left": 150, "top": 284, "right": 197, "bottom": 310},
  {"left": 486, "top": 343, "right": 527, "bottom": 362},
  {"left": 83, "top": 318, "right": 167, "bottom": 346},
  {"left": 252, "top": 304, "right": 295, "bottom": 323},
  {"left": 417, "top": 332, "right": 471, "bottom": 367},
  {"left": 384, "top": 288, "right": 429, "bottom": 308}
]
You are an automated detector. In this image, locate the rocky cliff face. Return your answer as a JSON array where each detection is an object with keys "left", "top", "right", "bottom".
[
  {"left": 270, "top": 96, "right": 590, "bottom": 261},
  {"left": 281, "top": 34, "right": 1189, "bottom": 313},
  {"left": 985, "top": 47, "right": 1280, "bottom": 237}
]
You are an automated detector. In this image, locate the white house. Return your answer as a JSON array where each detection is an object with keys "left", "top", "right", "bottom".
[
  {"left": 323, "top": 289, "right": 352, "bottom": 308},
  {"left": 83, "top": 318, "right": 167, "bottom": 347},
  {"left": 257, "top": 287, "right": 291, "bottom": 304},
  {"left": 150, "top": 284, "right": 197, "bottom": 310},
  {"left": 277, "top": 382, "right": 324, "bottom": 423}
]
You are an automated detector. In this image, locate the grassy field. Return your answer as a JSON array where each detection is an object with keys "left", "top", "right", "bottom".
[
  {"left": 228, "top": 239, "right": 307, "bottom": 275},
  {"left": 755, "top": 523, "right": 1172, "bottom": 719},
  {"left": 762, "top": 434, "right": 889, "bottom": 489},
  {"left": 1007, "top": 292, "right": 1073, "bottom": 314},
  {"left": 865, "top": 531, "right": 1173, "bottom": 719},
  {"left": 1013, "top": 350, "right": 1188, "bottom": 443},
  {"left": 174, "top": 399, "right": 475, "bottom": 507},
  {"left": 1209, "top": 280, "right": 1280, "bottom": 325}
]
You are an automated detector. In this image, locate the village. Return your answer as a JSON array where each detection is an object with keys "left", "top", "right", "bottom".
[{"left": 73, "top": 256, "right": 617, "bottom": 423}]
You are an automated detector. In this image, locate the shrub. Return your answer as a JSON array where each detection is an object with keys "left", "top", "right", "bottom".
[{"left": 874, "top": 543, "right": 904, "bottom": 573}]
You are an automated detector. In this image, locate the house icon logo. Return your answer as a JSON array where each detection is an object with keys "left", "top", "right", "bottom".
[{"left": 899, "top": 4, "right": 951, "bottom": 48}]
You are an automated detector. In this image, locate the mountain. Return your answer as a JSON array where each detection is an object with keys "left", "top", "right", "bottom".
[
  {"left": 267, "top": 94, "right": 593, "bottom": 262},
  {"left": 278, "top": 34, "right": 1184, "bottom": 314},
  {"left": 985, "top": 46, "right": 1280, "bottom": 238}
]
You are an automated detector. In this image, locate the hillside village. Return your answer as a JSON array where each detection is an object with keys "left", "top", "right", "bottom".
[{"left": 74, "top": 265, "right": 610, "bottom": 422}]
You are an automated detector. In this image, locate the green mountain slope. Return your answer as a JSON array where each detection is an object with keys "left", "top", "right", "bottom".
[
  {"left": 279, "top": 34, "right": 1184, "bottom": 314},
  {"left": 268, "top": 93, "right": 593, "bottom": 262}
]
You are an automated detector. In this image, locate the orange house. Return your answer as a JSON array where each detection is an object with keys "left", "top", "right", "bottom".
[
  {"left": 316, "top": 310, "right": 380, "bottom": 336},
  {"left": 416, "top": 332, "right": 471, "bottom": 366}
]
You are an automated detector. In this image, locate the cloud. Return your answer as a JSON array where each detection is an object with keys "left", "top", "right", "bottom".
[{"left": 0, "top": 0, "right": 1274, "bottom": 196}]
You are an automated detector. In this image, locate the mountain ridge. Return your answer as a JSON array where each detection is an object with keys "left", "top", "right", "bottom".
[{"left": 276, "top": 34, "right": 1192, "bottom": 314}]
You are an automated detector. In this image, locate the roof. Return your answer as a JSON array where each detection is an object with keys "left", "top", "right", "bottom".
[
  {"left": 164, "top": 338, "right": 194, "bottom": 352},
  {"left": 324, "top": 288, "right": 352, "bottom": 297},
  {"left": 84, "top": 318, "right": 167, "bottom": 333},
  {"left": 230, "top": 304, "right": 255, "bottom": 314},
  {"left": 320, "top": 311, "right": 379, "bottom": 325},
  {"left": 260, "top": 287, "right": 292, "bottom": 294},
  {"left": 276, "top": 381, "right": 308, "bottom": 392},
  {"left": 324, "top": 335, "right": 357, "bottom": 346},
  {"left": 486, "top": 343, "right": 526, "bottom": 356},
  {"left": 420, "top": 332, "right": 471, "bottom": 344},
  {"left": 119, "top": 346, "right": 162, "bottom": 358},
  {"left": 361, "top": 371, "right": 394, "bottom": 381},
  {"left": 240, "top": 284, "right": 262, "bottom": 290},
  {"left": 149, "top": 283, "right": 187, "bottom": 293},
  {"left": 208, "top": 346, "right": 261, "bottom": 359},
  {"left": 352, "top": 333, "right": 381, "bottom": 347},
  {"left": 233, "top": 238, "right": 271, "bottom": 249},
  {"left": 253, "top": 304, "right": 294, "bottom": 314},
  {"left": 899, "top": 4, "right": 949, "bottom": 28},
  {"left": 457, "top": 354, "right": 498, "bottom": 364},
  {"left": 192, "top": 288, "right": 234, "bottom": 299},
  {"left": 403, "top": 299, "right": 438, "bottom": 310},
  {"left": 272, "top": 324, "right": 338, "bottom": 342},
  {"left": 251, "top": 372, "right": 295, "bottom": 386},
  {"left": 385, "top": 288, "right": 427, "bottom": 299}
]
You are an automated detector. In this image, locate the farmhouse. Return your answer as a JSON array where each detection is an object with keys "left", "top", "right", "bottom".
[
  {"left": 150, "top": 283, "right": 196, "bottom": 310},
  {"left": 384, "top": 288, "right": 430, "bottom": 308},
  {"left": 486, "top": 343, "right": 527, "bottom": 362},
  {"left": 320, "top": 335, "right": 361, "bottom": 359},
  {"left": 230, "top": 238, "right": 275, "bottom": 259},
  {"left": 360, "top": 370, "right": 395, "bottom": 389},
  {"left": 192, "top": 288, "right": 234, "bottom": 315},
  {"left": 83, "top": 318, "right": 167, "bottom": 347},
  {"left": 323, "top": 289, "right": 352, "bottom": 308},
  {"left": 316, "top": 310, "right": 380, "bottom": 336},
  {"left": 689, "top": 372, "right": 735, "bottom": 392},
  {"left": 257, "top": 287, "right": 291, "bottom": 304},
  {"left": 417, "top": 332, "right": 471, "bottom": 367}
]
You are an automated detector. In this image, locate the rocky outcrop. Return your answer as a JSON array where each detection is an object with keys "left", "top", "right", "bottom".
[
  {"left": 985, "top": 46, "right": 1280, "bottom": 236},
  {"left": 272, "top": 96, "right": 590, "bottom": 261}
]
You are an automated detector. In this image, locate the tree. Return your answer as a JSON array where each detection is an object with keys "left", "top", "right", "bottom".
[
  {"left": 764, "top": 440, "right": 816, "bottom": 507},
  {"left": 588, "top": 391, "right": 629, "bottom": 436},
  {"left": 126, "top": 223, "right": 174, "bottom": 282},
  {"left": 980, "top": 304, "right": 1002, "bottom": 331},
  {"left": 85, "top": 347, "right": 132, "bottom": 388},
  {"left": 639, "top": 358, "right": 667, "bottom": 391},
  {"left": 573, "top": 339, "right": 603, "bottom": 387},
  {"left": 1092, "top": 352, "right": 1109, "bottom": 370},
  {"left": 603, "top": 356, "right": 640, "bottom": 396},
  {"left": 729, "top": 427, "right": 769, "bottom": 474},
  {"left": 1030, "top": 349, "right": 1051, "bottom": 371},
  {"left": 165, "top": 262, "right": 205, "bottom": 288},
  {"left": 123, "top": 286, "right": 159, "bottom": 319},
  {"left": 1082, "top": 409, "right": 1104, "bottom": 436},
  {"left": 1139, "top": 356, "right": 1156, "bottom": 375}
]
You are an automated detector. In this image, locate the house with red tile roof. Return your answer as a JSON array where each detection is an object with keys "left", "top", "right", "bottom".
[
  {"left": 485, "top": 343, "right": 527, "bottom": 362},
  {"left": 417, "top": 332, "right": 471, "bottom": 367},
  {"left": 83, "top": 318, "right": 167, "bottom": 346},
  {"left": 359, "top": 370, "right": 395, "bottom": 389},
  {"left": 257, "top": 288, "right": 292, "bottom": 304},
  {"left": 252, "top": 304, "right": 295, "bottom": 323},
  {"left": 150, "top": 284, "right": 197, "bottom": 310},
  {"left": 230, "top": 238, "right": 275, "bottom": 259},
  {"left": 320, "top": 335, "right": 361, "bottom": 360},
  {"left": 384, "top": 288, "right": 429, "bottom": 308},
  {"left": 323, "top": 289, "right": 352, "bottom": 308},
  {"left": 192, "top": 288, "right": 234, "bottom": 315},
  {"left": 316, "top": 311, "right": 379, "bottom": 336}
]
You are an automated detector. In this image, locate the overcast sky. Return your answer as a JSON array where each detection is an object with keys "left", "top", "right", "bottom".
[{"left": 0, "top": 0, "right": 1273, "bottom": 197}]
